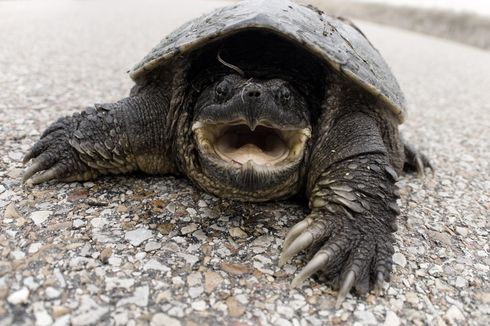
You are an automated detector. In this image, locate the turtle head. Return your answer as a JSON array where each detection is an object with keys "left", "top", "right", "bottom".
[{"left": 191, "top": 74, "right": 311, "bottom": 200}]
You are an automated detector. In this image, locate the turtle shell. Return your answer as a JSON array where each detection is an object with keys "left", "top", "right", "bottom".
[{"left": 129, "top": 0, "right": 406, "bottom": 123}]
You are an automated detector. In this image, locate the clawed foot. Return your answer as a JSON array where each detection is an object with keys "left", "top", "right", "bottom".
[
  {"left": 279, "top": 213, "right": 394, "bottom": 307},
  {"left": 403, "top": 142, "right": 433, "bottom": 177},
  {"left": 22, "top": 117, "right": 94, "bottom": 184}
]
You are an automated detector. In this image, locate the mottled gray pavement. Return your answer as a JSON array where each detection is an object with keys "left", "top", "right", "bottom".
[{"left": 0, "top": 1, "right": 489, "bottom": 325}]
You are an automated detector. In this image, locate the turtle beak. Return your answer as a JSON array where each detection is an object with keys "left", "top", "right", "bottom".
[
  {"left": 192, "top": 120, "right": 311, "bottom": 167},
  {"left": 246, "top": 116, "right": 259, "bottom": 131}
]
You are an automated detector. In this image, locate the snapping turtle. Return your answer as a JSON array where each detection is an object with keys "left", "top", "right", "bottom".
[{"left": 23, "top": 0, "right": 431, "bottom": 304}]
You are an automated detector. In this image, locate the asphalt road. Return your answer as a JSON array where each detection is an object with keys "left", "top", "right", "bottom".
[{"left": 0, "top": 1, "right": 489, "bottom": 325}]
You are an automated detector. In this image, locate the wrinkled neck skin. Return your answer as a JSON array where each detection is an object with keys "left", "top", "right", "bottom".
[{"left": 174, "top": 73, "right": 314, "bottom": 202}]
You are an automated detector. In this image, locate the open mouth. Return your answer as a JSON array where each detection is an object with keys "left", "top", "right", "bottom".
[{"left": 192, "top": 121, "right": 310, "bottom": 167}]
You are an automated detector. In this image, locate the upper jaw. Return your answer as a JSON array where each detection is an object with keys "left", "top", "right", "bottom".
[{"left": 192, "top": 119, "right": 311, "bottom": 170}]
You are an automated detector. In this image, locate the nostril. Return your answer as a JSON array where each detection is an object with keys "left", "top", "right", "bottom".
[{"left": 247, "top": 89, "right": 261, "bottom": 98}]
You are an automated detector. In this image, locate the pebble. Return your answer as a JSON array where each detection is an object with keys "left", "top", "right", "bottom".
[
  {"left": 454, "top": 276, "right": 467, "bottom": 288},
  {"left": 191, "top": 300, "right": 207, "bottom": 311},
  {"left": 28, "top": 242, "right": 43, "bottom": 254},
  {"left": 155, "top": 290, "right": 172, "bottom": 303},
  {"left": 204, "top": 271, "right": 223, "bottom": 293},
  {"left": 105, "top": 278, "right": 135, "bottom": 291},
  {"left": 23, "top": 277, "right": 40, "bottom": 291},
  {"left": 73, "top": 219, "right": 86, "bottom": 228},
  {"left": 455, "top": 226, "right": 468, "bottom": 237},
  {"left": 276, "top": 305, "right": 295, "bottom": 319},
  {"left": 192, "top": 229, "right": 207, "bottom": 241},
  {"left": 353, "top": 311, "right": 377, "bottom": 325},
  {"left": 181, "top": 223, "right": 198, "bottom": 235},
  {"left": 188, "top": 286, "right": 203, "bottom": 298},
  {"left": 144, "top": 241, "right": 162, "bottom": 252},
  {"left": 197, "top": 200, "right": 207, "bottom": 207},
  {"left": 111, "top": 310, "right": 129, "bottom": 326},
  {"left": 428, "top": 264, "right": 444, "bottom": 277},
  {"left": 33, "top": 302, "right": 53, "bottom": 326},
  {"left": 71, "top": 295, "right": 109, "bottom": 326},
  {"left": 99, "top": 246, "right": 112, "bottom": 263},
  {"left": 392, "top": 253, "right": 407, "bottom": 267},
  {"left": 10, "top": 250, "right": 26, "bottom": 260},
  {"left": 167, "top": 306, "right": 185, "bottom": 318},
  {"left": 229, "top": 227, "right": 248, "bottom": 238},
  {"left": 117, "top": 286, "right": 149, "bottom": 307},
  {"left": 151, "top": 313, "right": 181, "bottom": 326},
  {"left": 79, "top": 243, "right": 92, "bottom": 257},
  {"left": 226, "top": 296, "right": 246, "bottom": 317},
  {"left": 108, "top": 256, "right": 122, "bottom": 267},
  {"left": 172, "top": 276, "right": 185, "bottom": 287},
  {"left": 135, "top": 252, "right": 146, "bottom": 260},
  {"left": 53, "top": 269, "right": 66, "bottom": 288},
  {"left": 444, "top": 305, "right": 464, "bottom": 322},
  {"left": 383, "top": 311, "right": 401, "bottom": 326},
  {"left": 405, "top": 292, "right": 419, "bottom": 305},
  {"left": 53, "top": 315, "right": 71, "bottom": 326},
  {"left": 221, "top": 263, "right": 251, "bottom": 275},
  {"left": 4, "top": 204, "right": 21, "bottom": 219},
  {"left": 45, "top": 287, "right": 61, "bottom": 299},
  {"left": 250, "top": 235, "right": 273, "bottom": 247},
  {"left": 477, "top": 292, "right": 490, "bottom": 304},
  {"left": 144, "top": 259, "right": 170, "bottom": 272},
  {"left": 52, "top": 306, "right": 70, "bottom": 318},
  {"left": 177, "top": 252, "right": 199, "bottom": 266},
  {"left": 90, "top": 217, "right": 108, "bottom": 228},
  {"left": 125, "top": 228, "right": 153, "bottom": 246},
  {"left": 8, "top": 151, "right": 23, "bottom": 161},
  {"left": 165, "top": 202, "right": 176, "bottom": 213},
  {"left": 29, "top": 210, "right": 53, "bottom": 226},
  {"left": 275, "top": 319, "right": 292, "bottom": 326},
  {"left": 7, "top": 287, "right": 30, "bottom": 304},
  {"left": 187, "top": 272, "right": 202, "bottom": 286}
]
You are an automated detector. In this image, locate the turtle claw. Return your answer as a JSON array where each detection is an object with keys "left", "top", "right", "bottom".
[
  {"left": 22, "top": 117, "right": 94, "bottom": 185},
  {"left": 336, "top": 270, "right": 356, "bottom": 308},
  {"left": 279, "top": 231, "right": 313, "bottom": 267},
  {"left": 22, "top": 155, "right": 55, "bottom": 183},
  {"left": 281, "top": 211, "right": 394, "bottom": 304},
  {"left": 403, "top": 142, "right": 433, "bottom": 177},
  {"left": 282, "top": 217, "right": 313, "bottom": 249},
  {"left": 291, "top": 251, "right": 332, "bottom": 288},
  {"left": 374, "top": 272, "right": 385, "bottom": 296},
  {"left": 279, "top": 217, "right": 334, "bottom": 267},
  {"left": 28, "top": 166, "right": 61, "bottom": 185}
]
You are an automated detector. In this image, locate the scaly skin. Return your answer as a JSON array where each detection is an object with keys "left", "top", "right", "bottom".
[
  {"left": 278, "top": 82, "right": 430, "bottom": 305},
  {"left": 23, "top": 85, "right": 175, "bottom": 184}
]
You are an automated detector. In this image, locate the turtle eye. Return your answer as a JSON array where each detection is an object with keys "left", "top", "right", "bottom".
[
  {"left": 215, "top": 79, "right": 231, "bottom": 101},
  {"left": 274, "top": 85, "right": 291, "bottom": 104}
]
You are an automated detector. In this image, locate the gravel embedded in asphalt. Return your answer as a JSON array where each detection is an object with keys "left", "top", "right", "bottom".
[{"left": 0, "top": 1, "right": 489, "bottom": 325}]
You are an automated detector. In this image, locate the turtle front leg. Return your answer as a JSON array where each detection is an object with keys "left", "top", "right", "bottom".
[
  {"left": 23, "top": 88, "right": 174, "bottom": 184},
  {"left": 279, "top": 112, "right": 400, "bottom": 306}
]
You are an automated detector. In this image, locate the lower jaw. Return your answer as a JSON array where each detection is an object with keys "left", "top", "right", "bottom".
[{"left": 190, "top": 155, "right": 301, "bottom": 201}]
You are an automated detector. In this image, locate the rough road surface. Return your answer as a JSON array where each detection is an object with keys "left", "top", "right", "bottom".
[{"left": 1, "top": 1, "right": 489, "bottom": 325}]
